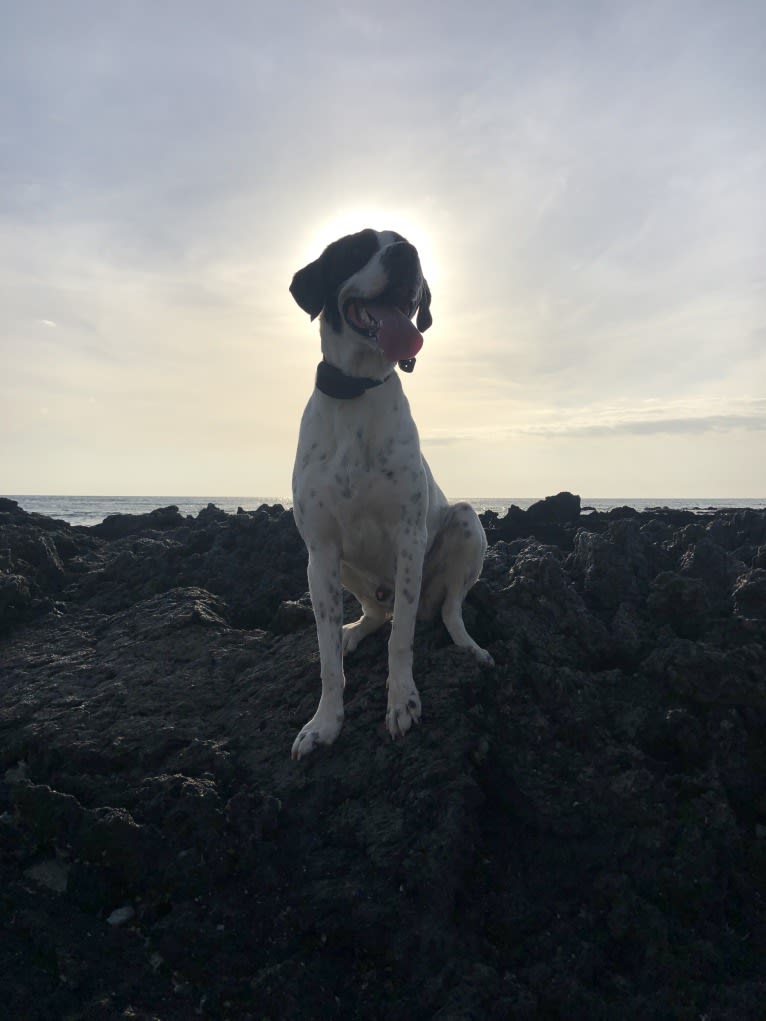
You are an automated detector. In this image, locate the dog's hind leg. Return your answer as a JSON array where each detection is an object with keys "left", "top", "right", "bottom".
[
  {"left": 291, "top": 546, "right": 346, "bottom": 760},
  {"left": 339, "top": 563, "right": 391, "bottom": 656},
  {"left": 441, "top": 592, "right": 494, "bottom": 667},
  {"left": 422, "top": 503, "right": 494, "bottom": 667},
  {"left": 342, "top": 602, "right": 388, "bottom": 656}
]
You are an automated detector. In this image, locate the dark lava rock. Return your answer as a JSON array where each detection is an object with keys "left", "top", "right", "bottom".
[
  {"left": 733, "top": 569, "right": 766, "bottom": 620},
  {"left": 1, "top": 497, "right": 765, "bottom": 1019},
  {"left": 482, "top": 491, "right": 582, "bottom": 548},
  {"left": 566, "top": 519, "right": 649, "bottom": 614},
  {"left": 526, "top": 490, "right": 581, "bottom": 522},
  {"left": 271, "top": 596, "right": 316, "bottom": 634},
  {"left": 0, "top": 573, "right": 33, "bottom": 633},
  {"left": 647, "top": 571, "right": 711, "bottom": 639},
  {"left": 90, "top": 504, "right": 189, "bottom": 539}
]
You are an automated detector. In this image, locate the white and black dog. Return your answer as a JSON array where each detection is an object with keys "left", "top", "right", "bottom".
[{"left": 289, "top": 228, "right": 492, "bottom": 759}]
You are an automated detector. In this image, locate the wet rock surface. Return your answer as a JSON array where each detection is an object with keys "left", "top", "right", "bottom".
[{"left": 1, "top": 494, "right": 765, "bottom": 1019}]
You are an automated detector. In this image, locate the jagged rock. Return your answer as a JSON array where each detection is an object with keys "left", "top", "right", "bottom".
[
  {"left": 496, "top": 542, "right": 610, "bottom": 667},
  {"left": 565, "top": 521, "right": 648, "bottom": 613},
  {"left": 647, "top": 571, "right": 710, "bottom": 638},
  {"left": 0, "top": 574, "right": 33, "bottom": 633},
  {"left": 0, "top": 498, "right": 765, "bottom": 1019},
  {"left": 526, "top": 490, "right": 581, "bottom": 522},
  {"left": 482, "top": 493, "right": 582, "bottom": 548},
  {"left": 271, "top": 597, "right": 315, "bottom": 633},
  {"left": 733, "top": 569, "right": 766, "bottom": 620},
  {"left": 679, "top": 536, "right": 745, "bottom": 612},
  {"left": 69, "top": 504, "right": 307, "bottom": 630},
  {"left": 605, "top": 504, "right": 641, "bottom": 519},
  {"left": 90, "top": 504, "right": 189, "bottom": 539}
]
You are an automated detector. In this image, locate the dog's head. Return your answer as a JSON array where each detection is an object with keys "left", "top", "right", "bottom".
[{"left": 290, "top": 228, "right": 432, "bottom": 372}]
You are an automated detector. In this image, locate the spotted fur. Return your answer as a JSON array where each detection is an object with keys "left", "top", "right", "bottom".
[{"left": 289, "top": 229, "right": 492, "bottom": 759}]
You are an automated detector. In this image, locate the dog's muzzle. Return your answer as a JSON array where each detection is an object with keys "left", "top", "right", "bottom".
[{"left": 343, "top": 294, "right": 424, "bottom": 364}]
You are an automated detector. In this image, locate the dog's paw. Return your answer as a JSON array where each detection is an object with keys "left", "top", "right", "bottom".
[
  {"left": 291, "top": 710, "right": 344, "bottom": 760},
  {"left": 386, "top": 683, "right": 421, "bottom": 739},
  {"left": 342, "top": 613, "right": 387, "bottom": 657},
  {"left": 342, "top": 622, "right": 361, "bottom": 656},
  {"left": 473, "top": 646, "right": 495, "bottom": 668}
]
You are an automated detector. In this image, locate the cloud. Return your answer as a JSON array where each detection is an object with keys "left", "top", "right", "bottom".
[
  {"left": 522, "top": 413, "right": 766, "bottom": 438},
  {"left": 1, "top": 1, "right": 764, "bottom": 496},
  {"left": 422, "top": 397, "right": 766, "bottom": 444}
]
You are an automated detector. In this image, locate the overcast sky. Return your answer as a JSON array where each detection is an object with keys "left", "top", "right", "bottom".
[{"left": 2, "top": 0, "right": 764, "bottom": 498}]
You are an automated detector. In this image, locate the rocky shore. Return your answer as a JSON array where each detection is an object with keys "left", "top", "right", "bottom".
[{"left": 1, "top": 493, "right": 765, "bottom": 1019}]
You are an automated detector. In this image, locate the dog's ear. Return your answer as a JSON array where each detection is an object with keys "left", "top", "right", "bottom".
[
  {"left": 290, "top": 259, "right": 325, "bottom": 320},
  {"left": 416, "top": 278, "right": 433, "bottom": 332}
]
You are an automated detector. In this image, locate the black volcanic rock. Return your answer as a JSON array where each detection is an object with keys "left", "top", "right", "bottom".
[
  {"left": 70, "top": 502, "right": 307, "bottom": 630},
  {"left": 481, "top": 491, "right": 582, "bottom": 548},
  {"left": 566, "top": 518, "right": 650, "bottom": 613},
  {"left": 1, "top": 497, "right": 766, "bottom": 1019},
  {"left": 733, "top": 568, "right": 766, "bottom": 619},
  {"left": 526, "top": 490, "right": 581, "bottom": 522},
  {"left": 0, "top": 573, "right": 33, "bottom": 633},
  {"left": 90, "top": 504, "right": 189, "bottom": 539}
]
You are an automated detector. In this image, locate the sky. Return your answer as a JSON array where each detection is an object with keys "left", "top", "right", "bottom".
[{"left": 1, "top": 0, "right": 764, "bottom": 499}]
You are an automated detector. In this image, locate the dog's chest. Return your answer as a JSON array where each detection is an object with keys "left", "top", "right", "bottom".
[{"left": 293, "top": 396, "right": 426, "bottom": 540}]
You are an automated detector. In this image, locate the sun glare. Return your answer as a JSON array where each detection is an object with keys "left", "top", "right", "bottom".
[{"left": 299, "top": 204, "right": 443, "bottom": 288}]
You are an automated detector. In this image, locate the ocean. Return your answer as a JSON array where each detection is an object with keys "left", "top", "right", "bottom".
[{"left": 5, "top": 495, "right": 766, "bottom": 528}]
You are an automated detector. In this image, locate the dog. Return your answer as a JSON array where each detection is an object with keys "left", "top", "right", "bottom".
[{"left": 289, "top": 228, "right": 493, "bottom": 759}]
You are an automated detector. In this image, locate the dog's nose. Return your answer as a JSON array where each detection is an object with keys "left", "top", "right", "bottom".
[
  {"left": 387, "top": 241, "right": 418, "bottom": 261},
  {"left": 384, "top": 242, "right": 420, "bottom": 281}
]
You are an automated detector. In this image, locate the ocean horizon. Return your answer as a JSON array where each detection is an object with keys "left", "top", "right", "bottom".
[{"left": 5, "top": 494, "right": 766, "bottom": 529}]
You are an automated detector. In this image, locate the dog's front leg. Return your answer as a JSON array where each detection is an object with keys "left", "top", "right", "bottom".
[
  {"left": 386, "top": 521, "right": 426, "bottom": 739},
  {"left": 291, "top": 546, "right": 345, "bottom": 760}
]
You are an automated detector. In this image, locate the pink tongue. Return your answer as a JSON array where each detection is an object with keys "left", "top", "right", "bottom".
[{"left": 367, "top": 303, "right": 424, "bottom": 362}]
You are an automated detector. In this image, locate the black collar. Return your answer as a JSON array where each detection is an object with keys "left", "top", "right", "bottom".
[{"left": 315, "top": 360, "right": 390, "bottom": 400}]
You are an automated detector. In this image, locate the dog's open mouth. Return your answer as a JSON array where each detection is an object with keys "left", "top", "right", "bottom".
[{"left": 343, "top": 295, "right": 424, "bottom": 364}]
